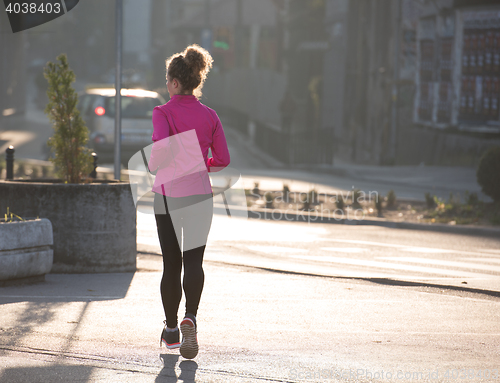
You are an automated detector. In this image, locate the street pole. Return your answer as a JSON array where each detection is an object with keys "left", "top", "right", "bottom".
[
  {"left": 390, "top": 0, "right": 401, "bottom": 165},
  {"left": 114, "top": 0, "right": 123, "bottom": 180},
  {"left": 235, "top": 0, "right": 242, "bottom": 67}
]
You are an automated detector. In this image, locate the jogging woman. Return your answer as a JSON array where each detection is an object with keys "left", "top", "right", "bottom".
[{"left": 149, "top": 44, "right": 230, "bottom": 359}]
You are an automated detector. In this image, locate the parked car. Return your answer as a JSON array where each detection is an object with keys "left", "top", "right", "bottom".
[{"left": 77, "top": 86, "right": 166, "bottom": 165}]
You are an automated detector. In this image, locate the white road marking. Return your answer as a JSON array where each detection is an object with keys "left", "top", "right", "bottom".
[
  {"left": 321, "top": 238, "right": 500, "bottom": 257},
  {"left": 482, "top": 249, "right": 500, "bottom": 255},
  {"left": 289, "top": 255, "right": 494, "bottom": 278},
  {"left": 321, "top": 247, "right": 366, "bottom": 253},
  {"left": 137, "top": 236, "right": 160, "bottom": 246},
  {"left": 247, "top": 245, "right": 307, "bottom": 254},
  {"left": 463, "top": 258, "right": 500, "bottom": 265},
  {"left": 378, "top": 257, "right": 500, "bottom": 273},
  {"left": 402, "top": 247, "right": 451, "bottom": 253}
]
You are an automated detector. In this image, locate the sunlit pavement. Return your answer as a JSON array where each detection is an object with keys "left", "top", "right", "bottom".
[
  {"left": 0, "top": 208, "right": 499, "bottom": 382},
  {"left": 1, "top": 244, "right": 499, "bottom": 382},
  {"left": 138, "top": 207, "right": 500, "bottom": 295}
]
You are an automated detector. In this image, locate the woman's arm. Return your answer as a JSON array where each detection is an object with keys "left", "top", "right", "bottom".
[
  {"left": 207, "top": 113, "right": 230, "bottom": 172},
  {"left": 149, "top": 107, "right": 170, "bottom": 171}
]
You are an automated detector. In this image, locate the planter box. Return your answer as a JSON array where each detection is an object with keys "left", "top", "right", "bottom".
[
  {"left": 0, "top": 218, "right": 53, "bottom": 284},
  {"left": 0, "top": 181, "right": 136, "bottom": 273}
]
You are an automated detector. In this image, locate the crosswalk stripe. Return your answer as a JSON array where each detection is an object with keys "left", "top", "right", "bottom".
[
  {"left": 321, "top": 238, "right": 500, "bottom": 258},
  {"left": 290, "top": 255, "right": 494, "bottom": 278},
  {"left": 463, "top": 257, "right": 500, "bottom": 265},
  {"left": 137, "top": 236, "right": 160, "bottom": 246},
  {"left": 378, "top": 257, "right": 500, "bottom": 273}
]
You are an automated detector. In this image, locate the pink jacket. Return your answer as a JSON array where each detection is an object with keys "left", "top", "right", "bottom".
[{"left": 149, "top": 95, "right": 230, "bottom": 197}]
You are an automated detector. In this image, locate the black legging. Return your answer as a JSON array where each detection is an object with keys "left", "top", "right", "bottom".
[{"left": 154, "top": 192, "right": 213, "bottom": 328}]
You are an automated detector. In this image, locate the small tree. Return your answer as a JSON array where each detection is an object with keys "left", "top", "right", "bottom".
[
  {"left": 386, "top": 189, "right": 396, "bottom": 209},
  {"left": 44, "top": 54, "right": 92, "bottom": 183},
  {"left": 374, "top": 194, "right": 384, "bottom": 217},
  {"left": 351, "top": 189, "right": 362, "bottom": 209}
]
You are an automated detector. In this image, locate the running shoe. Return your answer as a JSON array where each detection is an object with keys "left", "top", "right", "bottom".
[
  {"left": 180, "top": 313, "right": 198, "bottom": 359},
  {"left": 160, "top": 321, "right": 181, "bottom": 349}
]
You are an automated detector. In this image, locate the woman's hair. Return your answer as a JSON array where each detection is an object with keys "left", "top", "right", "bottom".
[{"left": 166, "top": 44, "right": 214, "bottom": 99}]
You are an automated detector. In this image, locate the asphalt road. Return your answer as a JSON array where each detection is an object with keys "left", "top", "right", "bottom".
[
  {"left": 138, "top": 207, "right": 500, "bottom": 294},
  {"left": 1, "top": 211, "right": 499, "bottom": 382}
]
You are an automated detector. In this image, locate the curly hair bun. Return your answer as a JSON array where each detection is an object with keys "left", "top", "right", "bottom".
[
  {"left": 165, "top": 44, "right": 214, "bottom": 98},
  {"left": 183, "top": 44, "right": 213, "bottom": 75}
]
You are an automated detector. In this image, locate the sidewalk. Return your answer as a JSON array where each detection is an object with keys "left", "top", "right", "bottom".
[
  {"left": 225, "top": 126, "right": 485, "bottom": 202},
  {"left": 1, "top": 252, "right": 499, "bottom": 382},
  {"left": 223, "top": 127, "right": 498, "bottom": 237}
]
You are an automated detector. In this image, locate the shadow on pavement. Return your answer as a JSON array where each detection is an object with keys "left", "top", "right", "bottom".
[
  {"left": 0, "top": 273, "right": 135, "bottom": 305},
  {"left": 0, "top": 273, "right": 135, "bottom": 358},
  {"left": 0, "top": 365, "right": 94, "bottom": 383},
  {"left": 156, "top": 353, "right": 199, "bottom": 382},
  {"left": 178, "top": 360, "right": 198, "bottom": 382}
]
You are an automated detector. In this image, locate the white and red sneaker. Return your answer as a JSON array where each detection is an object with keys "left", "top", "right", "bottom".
[
  {"left": 160, "top": 321, "right": 181, "bottom": 349},
  {"left": 180, "top": 313, "right": 198, "bottom": 359}
]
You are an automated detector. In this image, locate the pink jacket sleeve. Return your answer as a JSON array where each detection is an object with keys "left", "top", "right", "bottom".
[
  {"left": 151, "top": 107, "right": 169, "bottom": 143},
  {"left": 207, "top": 113, "right": 230, "bottom": 172},
  {"left": 149, "top": 107, "right": 170, "bottom": 171}
]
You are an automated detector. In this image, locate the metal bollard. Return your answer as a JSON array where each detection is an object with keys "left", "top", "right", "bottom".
[
  {"left": 90, "top": 152, "right": 98, "bottom": 179},
  {"left": 6, "top": 146, "right": 14, "bottom": 180}
]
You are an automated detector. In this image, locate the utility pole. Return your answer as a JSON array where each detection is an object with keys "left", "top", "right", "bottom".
[
  {"left": 114, "top": 0, "right": 123, "bottom": 180},
  {"left": 235, "top": 0, "right": 243, "bottom": 67},
  {"left": 201, "top": 0, "right": 212, "bottom": 52},
  {"left": 389, "top": 0, "right": 401, "bottom": 165}
]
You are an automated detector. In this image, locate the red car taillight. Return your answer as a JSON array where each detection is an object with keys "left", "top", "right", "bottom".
[
  {"left": 95, "top": 106, "right": 105, "bottom": 116},
  {"left": 94, "top": 134, "right": 106, "bottom": 144}
]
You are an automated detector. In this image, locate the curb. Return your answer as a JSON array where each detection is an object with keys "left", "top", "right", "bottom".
[
  {"left": 213, "top": 204, "right": 500, "bottom": 238},
  {"left": 297, "top": 164, "right": 490, "bottom": 201}
]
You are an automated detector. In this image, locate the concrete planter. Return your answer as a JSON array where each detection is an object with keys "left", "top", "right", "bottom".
[
  {"left": 0, "top": 181, "right": 136, "bottom": 273},
  {"left": 0, "top": 218, "right": 53, "bottom": 284}
]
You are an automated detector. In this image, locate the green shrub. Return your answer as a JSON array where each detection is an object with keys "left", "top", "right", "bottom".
[
  {"left": 352, "top": 189, "right": 362, "bottom": 208},
  {"left": 476, "top": 146, "right": 500, "bottom": 202},
  {"left": 464, "top": 191, "right": 479, "bottom": 205},
  {"left": 44, "top": 54, "right": 93, "bottom": 183},
  {"left": 309, "top": 188, "right": 318, "bottom": 204},
  {"left": 16, "top": 162, "right": 26, "bottom": 177},
  {"left": 336, "top": 196, "right": 345, "bottom": 210},
  {"left": 2, "top": 207, "right": 24, "bottom": 222},
  {"left": 374, "top": 195, "right": 383, "bottom": 216},
  {"left": 425, "top": 192, "right": 436, "bottom": 208},
  {"left": 42, "top": 165, "right": 51, "bottom": 178},
  {"left": 283, "top": 184, "right": 290, "bottom": 202},
  {"left": 264, "top": 192, "right": 274, "bottom": 208},
  {"left": 252, "top": 182, "right": 260, "bottom": 196},
  {"left": 302, "top": 189, "right": 317, "bottom": 211},
  {"left": 386, "top": 190, "right": 396, "bottom": 209}
]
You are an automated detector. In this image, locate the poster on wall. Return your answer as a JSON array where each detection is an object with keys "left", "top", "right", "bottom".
[
  {"left": 415, "top": 15, "right": 455, "bottom": 126},
  {"left": 459, "top": 10, "right": 500, "bottom": 125}
]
